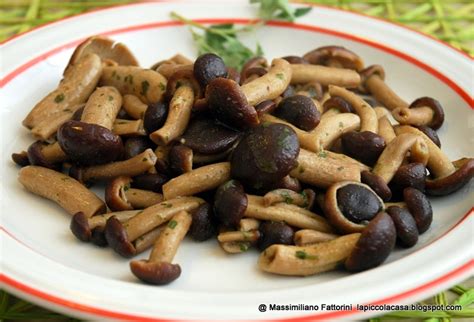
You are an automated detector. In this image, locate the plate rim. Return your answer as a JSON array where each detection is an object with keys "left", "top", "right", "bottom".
[{"left": 1, "top": 1, "right": 473, "bottom": 321}]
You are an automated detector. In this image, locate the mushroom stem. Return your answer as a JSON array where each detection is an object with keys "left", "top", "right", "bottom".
[
  {"left": 392, "top": 106, "right": 434, "bottom": 127},
  {"left": 290, "top": 64, "right": 360, "bottom": 88},
  {"left": 290, "top": 149, "right": 362, "bottom": 188},
  {"left": 374, "top": 107, "right": 396, "bottom": 144},
  {"left": 217, "top": 230, "right": 260, "bottom": 243},
  {"left": 309, "top": 113, "right": 361, "bottom": 151},
  {"left": 241, "top": 58, "right": 292, "bottom": 106},
  {"left": 88, "top": 210, "right": 139, "bottom": 230},
  {"left": 372, "top": 133, "right": 422, "bottom": 183},
  {"left": 328, "top": 85, "right": 378, "bottom": 133},
  {"left": 258, "top": 233, "right": 360, "bottom": 276},
  {"left": 263, "top": 189, "right": 310, "bottom": 207},
  {"left": 245, "top": 195, "right": 333, "bottom": 232},
  {"left": 80, "top": 86, "right": 122, "bottom": 130},
  {"left": 18, "top": 166, "right": 105, "bottom": 217},
  {"left": 74, "top": 149, "right": 157, "bottom": 183},
  {"left": 112, "top": 119, "right": 146, "bottom": 136},
  {"left": 238, "top": 218, "right": 260, "bottom": 232},
  {"left": 149, "top": 84, "right": 194, "bottom": 145},
  {"left": 31, "top": 107, "right": 81, "bottom": 140},
  {"left": 320, "top": 108, "right": 340, "bottom": 121},
  {"left": 394, "top": 126, "right": 455, "bottom": 178},
  {"left": 125, "top": 188, "right": 163, "bottom": 209},
  {"left": 365, "top": 75, "right": 408, "bottom": 111},
  {"left": 149, "top": 211, "right": 192, "bottom": 263},
  {"left": 410, "top": 139, "right": 430, "bottom": 166},
  {"left": 294, "top": 229, "right": 339, "bottom": 246},
  {"left": 133, "top": 225, "right": 163, "bottom": 254},
  {"left": 123, "top": 94, "right": 148, "bottom": 119},
  {"left": 162, "top": 162, "right": 231, "bottom": 200}
]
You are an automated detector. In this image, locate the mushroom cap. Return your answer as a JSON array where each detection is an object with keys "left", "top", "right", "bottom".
[
  {"left": 193, "top": 53, "right": 228, "bottom": 88},
  {"left": 345, "top": 212, "right": 396, "bottom": 271},
  {"left": 255, "top": 100, "right": 277, "bottom": 117},
  {"left": 281, "top": 55, "right": 308, "bottom": 65},
  {"left": 416, "top": 125, "right": 441, "bottom": 148},
  {"left": 104, "top": 216, "right": 136, "bottom": 257},
  {"left": 207, "top": 77, "right": 259, "bottom": 130},
  {"left": 130, "top": 260, "right": 181, "bottom": 285},
  {"left": 325, "top": 181, "right": 384, "bottom": 234},
  {"left": 390, "top": 163, "right": 427, "bottom": 197},
  {"left": 132, "top": 173, "right": 168, "bottom": 193},
  {"left": 90, "top": 228, "right": 108, "bottom": 247},
  {"left": 11, "top": 151, "right": 30, "bottom": 167},
  {"left": 323, "top": 96, "right": 354, "bottom": 114},
  {"left": 268, "top": 175, "right": 302, "bottom": 192},
  {"left": 58, "top": 120, "right": 124, "bottom": 166},
  {"left": 303, "top": 46, "right": 364, "bottom": 71},
  {"left": 164, "top": 66, "right": 202, "bottom": 101},
  {"left": 361, "top": 171, "right": 392, "bottom": 201},
  {"left": 258, "top": 221, "right": 294, "bottom": 250},
  {"left": 274, "top": 95, "right": 321, "bottom": 131},
  {"left": 169, "top": 145, "right": 193, "bottom": 175},
  {"left": 214, "top": 180, "right": 248, "bottom": 228},
  {"left": 230, "top": 123, "right": 300, "bottom": 189},
  {"left": 409, "top": 97, "right": 445, "bottom": 130},
  {"left": 241, "top": 67, "right": 268, "bottom": 85},
  {"left": 358, "top": 64, "right": 385, "bottom": 93},
  {"left": 341, "top": 131, "right": 386, "bottom": 166},
  {"left": 189, "top": 203, "right": 216, "bottom": 241},
  {"left": 425, "top": 158, "right": 474, "bottom": 196},
  {"left": 27, "top": 141, "right": 59, "bottom": 169},
  {"left": 403, "top": 187, "right": 433, "bottom": 234},
  {"left": 143, "top": 102, "right": 168, "bottom": 134},
  {"left": 105, "top": 176, "right": 133, "bottom": 211},
  {"left": 70, "top": 211, "right": 91, "bottom": 242},
  {"left": 386, "top": 206, "right": 419, "bottom": 248},
  {"left": 240, "top": 57, "right": 268, "bottom": 84},
  {"left": 124, "top": 137, "right": 155, "bottom": 160},
  {"left": 66, "top": 36, "right": 138, "bottom": 74},
  {"left": 179, "top": 117, "right": 241, "bottom": 154}
]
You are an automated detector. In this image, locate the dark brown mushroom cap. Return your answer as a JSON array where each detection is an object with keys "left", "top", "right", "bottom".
[
  {"left": 425, "top": 158, "right": 474, "bottom": 196},
  {"left": 207, "top": 78, "right": 259, "bottom": 130},
  {"left": 409, "top": 97, "right": 445, "bottom": 130},
  {"left": 214, "top": 180, "right": 248, "bottom": 228},
  {"left": 386, "top": 206, "right": 419, "bottom": 248},
  {"left": 323, "top": 96, "right": 354, "bottom": 113},
  {"left": 258, "top": 221, "right": 294, "bottom": 250},
  {"left": 143, "top": 102, "right": 168, "bottom": 134},
  {"left": 240, "top": 56, "right": 268, "bottom": 84},
  {"left": 268, "top": 175, "right": 302, "bottom": 192},
  {"left": 58, "top": 120, "right": 124, "bottom": 166},
  {"left": 230, "top": 123, "right": 300, "bottom": 189},
  {"left": 345, "top": 212, "right": 396, "bottom": 272},
  {"left": 416, "top": 125, "right": 441, "bottom": 148},
  {"left": 361, "top": 171, "right": 392, "bottom": 201},
  {"left": 391, "top": 163, "right": 427, "bottom": 196},
  {"left": 104, "top": 216, "right": 136, "bottom": 257},
  {"left": 124, "top": 137, "right": 155, "bottom": 160},
  {"left": 325, "top": 181, "right": 384, "bottom": 234},
  {"left": 105, "top": 176, "right": 133, "bottom": 211},
  {"left": 193, "top": 53, "right": 228, "bottom": 88},
  {"left": 281, "top": 55, "right": 308, "bottom": 65},
  {"left": 274, "top": 95, "right": 321, "bottom": 131},
  {"left": 169, "top": 145, "right": 193, "bottom": 175},
  {"left": 130, "top": 260, "right": 181, "bottom": 285},
  {"left": 403, "top": 188, "right": 433, "bottom": 234},
  {"left": 179, "top": 117, "right": 241, "bottom": 154},
  {"left": 358, "top": 64, "right": 385, "bottom": 93},
  {"left": 164, "top": 67, "right": 202, "bottom": 101},
  {"left": 90, "top": 228, "right": 108, "bottom": 247},
  {"left": 303, "top": 46, "right": 364, "bottom": 71},
  {"left": 255, "top": 100, "right": 277, "bottom": 117},
  {"left": 27, "top": 141, "right": 58, "bottom": 169},
  {"left": 72, "top": 105, "right": 85, "bottom": 121},
  {"left": 70, "top": 211, "right": 91, "bottom": 242},
  {"left": 341, "top": 131, "right": 386, "bottom": 166},
  {"left": 132, "top": 173, "right": 168, "bottom": 193},
  {"left": 11, "top": 151, "right": 30, "bottom": 167},
  {"left": 189, "top": 203, "right": 216, "bottom": 241},
  {"left": 241, "top": 67, "right": 268, "bottom": 85},
  {"left": 226, "top": 67, "right": 241, "bottom": 84}
]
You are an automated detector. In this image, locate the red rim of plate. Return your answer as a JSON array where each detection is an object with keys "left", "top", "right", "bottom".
[{"left": 1, "top": 3, "right": 473, "bottom": 321}]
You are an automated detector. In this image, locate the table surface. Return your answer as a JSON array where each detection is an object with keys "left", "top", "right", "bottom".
[{"left": 0, "top": 0, "right": 472, "bottom": 321}]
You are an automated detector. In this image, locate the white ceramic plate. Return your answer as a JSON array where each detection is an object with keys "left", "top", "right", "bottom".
[{"left": 1, "top": 1, "right": 473, "bottom": 320}]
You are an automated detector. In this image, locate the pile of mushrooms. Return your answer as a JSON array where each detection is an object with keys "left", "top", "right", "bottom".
[{"left": 13, "top": 37, "right": 473, "bottom": 284}]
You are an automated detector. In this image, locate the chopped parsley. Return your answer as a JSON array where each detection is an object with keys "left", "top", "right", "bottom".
[
  {"left": 54, "top": 93, "right": 65, "bottom": 103},
  {"left": 295, "top": 250, "right": 317, "bottom": 260},
  {"left": 168, "top": 220, "right": 178, "bottom": 229}
]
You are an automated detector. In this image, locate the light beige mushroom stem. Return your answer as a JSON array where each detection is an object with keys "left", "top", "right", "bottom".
[
  {"left": 374, "top": 107, "right": 396, "bottom": 144},
  {"left": 263, "top": 189, "right": 309, "bottom": 207},
  {"left": 30, "top": 104, "right": 84, "bottom": 140},
  {"left": 23, "top": 54, "right": 102, "bottom": 129},
  {"left": 217, "top": 230, "right": 260, "bottom": 243},
  {"left": 149, "top": 211, "right": 192, "bottom": 263},
  {"left": 125, "top": 189, "right": 163, "bottom": 209},
  {"left": 258, "top": 233, "right": 360, "bottom": 276},
  {"left": 309, "top": 113, "right": 361, "bottom": 151},
  {"left": 112, "top": 119, "right": 146, "bottom": 136},
  {"left": 290, "top": 64, "right": 360, "bottom": 88},
  {"left": 365, "top": 75, "right": 408, "bottom": 110},
  {"left": 100, "top": 66, "right": 167, "bottom": 104},
  {"left": 320, "top": 108, "right": 340, "bottom": 121},
  {"left": 395, "top": 125, "right": 455, "bottom": 178},
  {"left": 384, "top": 202, "right": 407, "bottom": 208},
  {"left": 162, "top": 162, "right": 231, "bottom": 200},
  {"left": 372, "top": 133, "right": 422, "bottom": 183},
  {"left": 290, "top": 149, "right": 361, "bottom": 188},
  {"left": 77, "top": 149, "right": 157, "bottom": 182},
  {"left": 392, "top": 106, "right": 434, "bottom": 127},
  {"left": 81, "top": 86, "right": 122, "bottom": 129},
  {"left": 328, "top": 85, "right": 378, "bottom": 133},
  {"left": 123, "top": 94, "right": 148, "bottom": 119},
  {"left": 149, "top": 84, "right": 194, "bottom": 145},
  {"left": 239, "top": 218, "right": 260, "bottom": 232},
  {"left": 123, "top": 197, "right": 204, "bottom": 242},
  {"left": 18, "top": 166, "right": 105, "bottom": 217},
  {"left": 241, "top": 58, "right": 292, "bottom": 106},
  {"left": 156, "top": 63, "right": 193, "bottom": 79},
  {"left": 245, "top": 195, "right": 333, "bottom": 232},
  {"left": 410, "top": 139, "right": 429, "bottom": 166},
  {"left": 134, "top": 225, "right": 163, "bottom": 254},
  {"left": 88, "top": 210, "right": 140, "bottom": 230},
  {"left": 294, "top": 230, "right": 339, "bottom": 246},
  {"left": 36, "top": 142, "right": 68, "bottom": 164}
]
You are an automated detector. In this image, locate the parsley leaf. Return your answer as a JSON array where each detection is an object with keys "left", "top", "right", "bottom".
[{"left": 251, "top": 0, "right": 312, "bottom": 22}]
